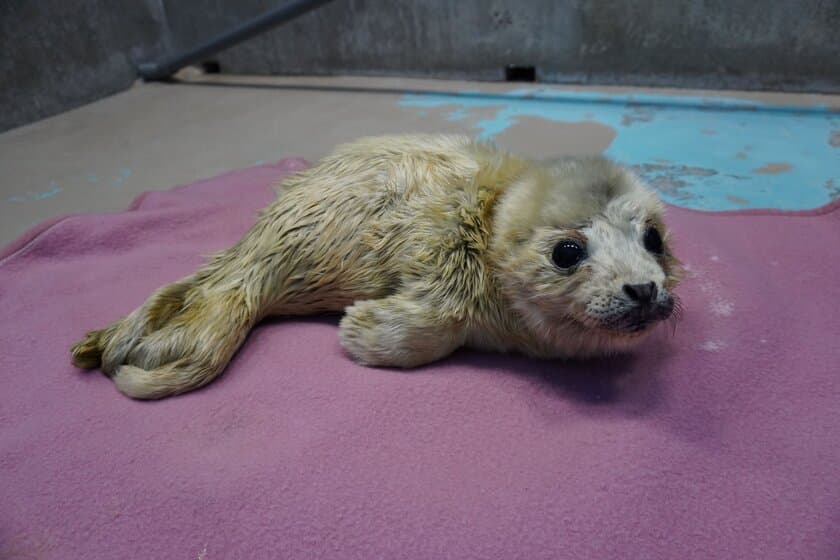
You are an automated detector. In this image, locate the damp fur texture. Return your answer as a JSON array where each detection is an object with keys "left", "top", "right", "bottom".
[{"left": 71, "top": 134, "right": 683, "bottom": 399}]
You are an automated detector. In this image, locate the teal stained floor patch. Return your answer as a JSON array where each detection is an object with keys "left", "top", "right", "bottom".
[{"left": 400, "top": 89, "right": 840, "bottom": 211}]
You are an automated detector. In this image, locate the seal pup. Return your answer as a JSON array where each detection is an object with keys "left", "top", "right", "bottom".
[{"left": 71, "top": 134, "right": 682, "bottom": 399}]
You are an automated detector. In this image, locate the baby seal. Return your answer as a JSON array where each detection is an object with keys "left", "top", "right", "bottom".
[{"left": 71, "top": 134, "right": 682, "bottom": 399}]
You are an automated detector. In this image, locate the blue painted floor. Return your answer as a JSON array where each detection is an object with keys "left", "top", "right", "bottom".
[
  {"left": 3, "top": 78, "right": 839, "bottom": 246},
  {"left": 401, "top": 89, "right": 840, "bottom": 211}
]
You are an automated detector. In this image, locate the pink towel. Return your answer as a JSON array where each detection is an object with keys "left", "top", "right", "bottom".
[{"left": 1, "top": 159, "right": 838, "bottom": 559}]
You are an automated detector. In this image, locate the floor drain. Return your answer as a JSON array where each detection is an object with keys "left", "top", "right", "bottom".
[{"left": 505, "top": 65, "right": 536, "bottom": 82}]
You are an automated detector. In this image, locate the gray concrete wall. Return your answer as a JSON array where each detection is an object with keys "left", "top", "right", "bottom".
[
  {"left": 3, "top": 0, "right": 840, "bottom": 132},
  {"left": 0, "top": 0, "right": 169, "bottom": 132},
  {"left": 167, "top": 0, "right": 840, "bottom": 91}
]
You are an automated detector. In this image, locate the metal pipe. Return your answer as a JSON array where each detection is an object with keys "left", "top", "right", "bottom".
[{"left": 136, "top": 0, "right": 337, "bottom": 81}]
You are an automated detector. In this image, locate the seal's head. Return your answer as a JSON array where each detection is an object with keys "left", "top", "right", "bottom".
[{"left": 493, "top": 156, "right": 683, "bottom": 357}]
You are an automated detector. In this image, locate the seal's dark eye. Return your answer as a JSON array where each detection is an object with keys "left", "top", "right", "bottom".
[
  {"left": 644, "top": 226, "right": 664, "bottom": 254},
  {"left": 552, "top": 240, "right": 586, "bottom": 269}
]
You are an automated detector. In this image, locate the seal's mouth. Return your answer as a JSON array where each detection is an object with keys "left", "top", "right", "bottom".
[{"left": 593, "top": 297, "right": 677, "bottom": 336}]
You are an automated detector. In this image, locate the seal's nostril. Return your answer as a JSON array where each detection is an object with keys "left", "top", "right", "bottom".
[{"left": 623, "top": 282, "right": 656, "bottom": 304}]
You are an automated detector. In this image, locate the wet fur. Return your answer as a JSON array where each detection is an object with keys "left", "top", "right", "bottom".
[{"left": 72, "top": 134, "right": 682, "bottom": 399}]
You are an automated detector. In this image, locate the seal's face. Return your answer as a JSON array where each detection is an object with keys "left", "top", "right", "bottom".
[
  {"left": 552, "top": 200, "right": 680, "bottom": 338},
  {"left": 493, "top": 156, "right": 683, "bottom": 354}
]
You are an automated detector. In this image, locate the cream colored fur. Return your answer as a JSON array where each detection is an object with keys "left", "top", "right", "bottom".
[{"left": 71, "top": 134, "right": 682, "bottom": 399}]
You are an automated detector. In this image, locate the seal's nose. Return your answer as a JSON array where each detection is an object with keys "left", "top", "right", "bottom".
[{"left": 623, "top": 282, "right": 657, "bottom": 305}]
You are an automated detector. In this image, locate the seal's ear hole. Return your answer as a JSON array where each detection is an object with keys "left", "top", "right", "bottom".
[{"left": 511, "top": 233, "right": 529, "bottom": 246}]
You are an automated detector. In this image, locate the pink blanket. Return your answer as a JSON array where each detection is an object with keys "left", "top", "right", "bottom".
[{"left": 1, "top": 160, "right": 838, "bottom": 559}]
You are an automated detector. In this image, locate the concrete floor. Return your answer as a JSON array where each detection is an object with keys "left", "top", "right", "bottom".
[{"left": 1, "top": 74, "right": 838, "bottom": 245}]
